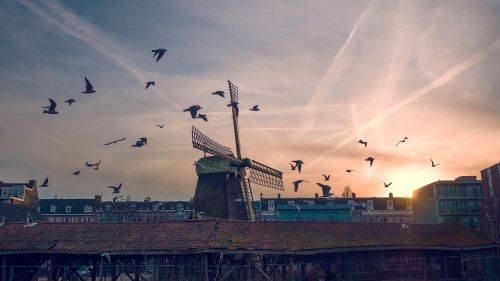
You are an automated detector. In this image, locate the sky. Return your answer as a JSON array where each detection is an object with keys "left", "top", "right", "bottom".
[{"left": 0, "top": 0, "right": 499, "bottom": 201}]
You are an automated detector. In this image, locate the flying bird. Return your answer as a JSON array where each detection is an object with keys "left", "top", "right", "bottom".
[
  {"left": 131, "top": 138, "right": 148, "bottom": 147},
  {"left": 104, "top": 137, "right": 127, "bottom": 145},
  {"left": 291, "top": 160, "right": 304, "bottom": 173},
  {"left": 383, "top": 181, "right": 392, "bottom": 188},
  {"left": 152, "top": 48, "right": 167, "bottom": 62},
  {"left": 430, "top": 158, "right": 440, "bottom": 167},
  {"left": 396, "top": 137, "right": 408, "bottom": 147},
  {"left": 72, "top": 170, "right": 80, "bottom": 176},
  {"left": 156, "top": 124, "right": 164, "bottom": 128},
  {"left": 93, "top": 159, "right": 102, "bottom": 170},
  {"left": 196, "top": 114, "right": 208, "bottom": 122},
  {"left": 290, "top": 163, "right": 297, "bottom": 171},
  {"left": 81, "top": 77, "right": 96, "bottom": 94},
  {"left": 357, "top": 139, "right": 367, "bottom": 148},
  {"left": 322, "top": 174, "right": 331, "bottom": 181},
  {"left": 183, "top": 105, "right": 202, "bottom": 119},
  {"left": 316, "top": 183, "right": 333, "bottom": 197},
  {"left": 42, "top": 98, "right": 58, "bottom": 114},
  {"left": 345, "top": 169, "right": 355, "bottom": 173},
  {"left": 112, "top": 196, "right": 123, "bottom": 203},
  {"left": 39, "top": 178, "right": 49, "bottom": 187},
  {"left": 211, "top": 91, "right": 225, "bottom": 98},
  {"left": 145, "top": 81, "right": 155, "bottom": 89},
  {"left": 64, "top": 98, "right": 76, "bottom": 106},
  {"left": 250, "top": 105, "right": 260, "bottom": 111},
  {"left": 108, "top": 183, "right": 122, "bottom": 194},
  {"left": 365, "top": 157, "right": 374, "bottom": 167},
  {"left": 292, "top": 180, "right": 308, "bottom": 192}
]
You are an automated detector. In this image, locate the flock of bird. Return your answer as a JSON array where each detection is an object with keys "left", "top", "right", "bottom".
[
  {"left": 288, "top": 137, "right": 441, "bottom": 200},
  {"left": 38, "top": 47, "right": 265, "bottom": 200}
]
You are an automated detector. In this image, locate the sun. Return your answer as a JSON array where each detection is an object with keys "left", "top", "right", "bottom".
[{"left": 383, "top": 167, "right": 443, "bottom": 197}]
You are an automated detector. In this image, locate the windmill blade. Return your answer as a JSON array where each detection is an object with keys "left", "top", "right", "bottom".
[
  {"left": 248, "top": 160, "right": 284, "bottom": 190},
  {"left": 228, "top": 80, "right": 239, "bottom": 104},
  {"left": 192, "top": 126, "right": 242, "bottom": 164}
]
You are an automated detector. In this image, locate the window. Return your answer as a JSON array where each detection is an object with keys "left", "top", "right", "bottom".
[
  {"left": 406, "top": 200, "right": 413, "bottom": 210},
  {"left": 97, "top": 215, "right": 104, "bottom": 223},
  {"left": 268, "top": 200, "right": 275, "bottom": 211},
  {"left": 153, "top": 204, "right": 158, "bottom": 211},
  {"left": 84, "top": 205, "right": 92, "bottom": 213},
  {"left": 71, "top": 217, "right": 77, "bottom": 222},
  {"left": 105, "top": 204, "right": 112, "bottom": 211},
  {"left": 287, "top": 201, "right": 295, "bottom": 206},
  {"left": 1, "top": 187, "right": 23, "bottom": 198},
  {"left": 48, "top": 217, "right": 54, "bottom": 222},
  {"left": 387, "top": 200, "right": 393, "bottom": 210},
  {"left": 50, "top": 205, "right": 56, "bottom": 213},
  {"left": 367, "top": 200, "right": 374, "bottom": 210},
  {"left": 83, "top": 216, "right": 92, "bottom": 223},
  {"left": 65, "top": 206, "right": 72, "bottom": 213},
  {"left": 56, "top": 217, "right": 62, "bottom": 223},
  {"left": 64, "top": 217, "right": 70, "bottom": 223},
  {"left": 130, "top": 204, "right": 136, "bottom": 211},
  {"left": 307, "top": 200, "right": 315, "bottom": 206}
]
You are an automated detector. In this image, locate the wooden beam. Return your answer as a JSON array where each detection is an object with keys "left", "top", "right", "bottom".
[
  {"left": 254, "top": 264, "right": 271, "bottom": 281},
  {"left": 2, "top": 256, "right": 6, "bottom": 281}
]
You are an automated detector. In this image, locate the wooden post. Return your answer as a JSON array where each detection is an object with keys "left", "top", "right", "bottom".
[
  {"left": 2, "top": 256, "right": 6, "bottom": 281},
  {"left": 204, "top": 254, "right": 209, "bottom": 281}
]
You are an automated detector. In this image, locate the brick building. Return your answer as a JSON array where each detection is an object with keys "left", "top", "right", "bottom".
[{"left": 480, "top": 162, "right": 500, "bottom": 242}]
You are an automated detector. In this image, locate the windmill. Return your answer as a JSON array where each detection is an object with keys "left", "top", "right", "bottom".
[{"left": 192, "top": 80, "right": 284, "bottom": 221}]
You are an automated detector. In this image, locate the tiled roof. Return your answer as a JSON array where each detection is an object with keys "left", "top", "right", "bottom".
[
  {"left": 39, "top": 199, "right": 95, "bottom": 215},
  {"left": 0, "top": 203, "right": 45, "bottom": 223},
  {"left": 0, "top": 220, "right": 494, "bottom": 255}
]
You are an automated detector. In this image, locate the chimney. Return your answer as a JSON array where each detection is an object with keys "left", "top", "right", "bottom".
[
  {"left": 95, "top": 195, "right": 102, "bottom": 202},
  {"left": 389, "top": 193, "right": 393, "bottom": 199},
  {"left": 315, "top": 193, "right": 319, "bottom": 199},
  {"left": 277, "top": 193, "right": 281, "bottom": 198},
  {"left": 352, "top": 193, "right": 356, "bottom": 199},
  {"left": 260, "top": 193, "right": 263, "bottom": 200}
]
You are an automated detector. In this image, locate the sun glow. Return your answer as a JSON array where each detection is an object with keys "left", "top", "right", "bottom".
[{"left": 382, "top": 167, "right": 443, "bottom": 197}]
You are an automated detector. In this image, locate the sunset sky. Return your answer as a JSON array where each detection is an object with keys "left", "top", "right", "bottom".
[{"left": 0, "top": 0, "right": 499, "bottom": 201}]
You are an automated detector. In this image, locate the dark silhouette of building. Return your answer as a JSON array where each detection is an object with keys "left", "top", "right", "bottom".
[
  {"left": 413, "top": 176, "right": 484, "bottom": 229},
  {"left": 480, "top": 162, "right": 500, "bottom": 242}
]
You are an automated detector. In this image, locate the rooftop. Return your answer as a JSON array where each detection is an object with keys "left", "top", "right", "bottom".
[{"left": 0, "top": 220, "right": 494, "bottom": 255}]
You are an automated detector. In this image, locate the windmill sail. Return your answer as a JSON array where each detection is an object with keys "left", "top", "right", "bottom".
[{"left": 249, "top": 160, "right": 284, "bottom": 190}]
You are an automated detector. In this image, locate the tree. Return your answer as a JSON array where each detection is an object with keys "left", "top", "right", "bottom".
[{"left": 341, "top": 185, "right": 353, "bottom": 198}]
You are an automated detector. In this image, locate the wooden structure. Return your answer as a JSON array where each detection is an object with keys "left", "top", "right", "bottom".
[
  {"left": 192, "top": 81, "right": 284, "bottom": 221},
  {"left": 0, "top": 220, "right": 498, "bottom": 280}
]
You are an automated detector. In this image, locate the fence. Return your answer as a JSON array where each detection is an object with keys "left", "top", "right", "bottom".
[{"left": 2, "top": 255, "right": 499, "bottom": 281}]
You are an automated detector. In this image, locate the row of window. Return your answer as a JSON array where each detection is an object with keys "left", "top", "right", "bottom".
[
  {"left": 96, "top": 212, "right": 190, "bottom": 223},
  {"left": 46, "top": 216, "right": 93, "bottom": 223},
  {"left": 437, "top": 185, "right": 482, "bottom": 198},
  {"left": 352, "top": 216, "right": 413, "bottom": 224},
  {"left": 101, "top": 203, "right": 188, "bottom": 212},
  {"left": 0, "top": 187, "right": 24, "bottom": 198},
  {"left": 437, "top": 200, "right": 481, "bottom": 214},
  {"left": 48, "top": 205, "right": 93, "bottom": 213}
]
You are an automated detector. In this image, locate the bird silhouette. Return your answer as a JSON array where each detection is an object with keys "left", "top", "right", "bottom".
[
  {"left": 358, "top": 139, "right": 367, "bottom": 148},
  {"left": 108, "top": 183, "right": 122, "bottom": 194},
  {"left": 104, "top": 137, "right": 127, "bottom": 145},
  {"left": 290, "top": 163, "right": 296, "bottom": 171},
  {"left": 131, "top": 138, "right": 147, "bottom": 147},
  {"left": 322, "top": 174, "right": 331, "bottom": 181},
  {"left": 383, "top": 181, "right": 392, "bottom": 188},
  {"left": 183, "top": 105, "right": 202, "bottom": 119},
  {"left": 430, "top": 158, "right": 440, "bottom": 167},
  {"left": 396, "top": 137, "right": 408, "bottom": 147},
  {"left": 345, "top": 169, "right": 355, "bottom": 173},
  {"left": 93, "top": 159, "right": 102, "bottom": 170},
  {"left": 196, "top": 114, "right": 208, "bottom": 122},
  {"left": 250, "top": 105, "right": 260, "bottom": 111},
  {"left": 112, "top": 196, "right": 123, "bottom": 203},
  {"left": 39, "top": 178, "right": 49, "bottom": 187},
  {"left": 292, "top": 180, "right": 308, "bottom": 192},
  {"left": 81, "top": 77, "right": 96, "bottom": 94},
  {"left": 291, "top": 160, "right": 304, "bottom": 173},
  {"left": 42, "top": 98, "right": 58, "bottom": 114},
  {"left": 145, "top": 81, "right": 155, "bottom": 89},
  {"left": 64, "top": 98, "right": 76, "bottom": 106},
  {"left": 316, "top": 183, "right": 333, "bottom": 197},
  {"left": 227, "top": 101, "right": 239, "bottom": 117},
  {"left": 365, "top": 157, "right": 374, "bottom": 167},
  {"left": 211, "top": 91, "right": 225, "bottom": 98},
  {"left": 156, "top": 124, "right": 164, "bottom": 128},
  {"left": 72, "top": 170, "right": 80, "bottom": 176},
  {"left": 152, "top": 48, "right": 167, "bottom": 62}
]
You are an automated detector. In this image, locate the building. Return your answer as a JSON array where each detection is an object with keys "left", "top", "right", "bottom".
[
  {"left": 0, "top": 180, "right": 39, "bottom": 209},
  {"left": 258, "top": 195, "right": 352, "bottom": 221},
  {"left": 39, "top": 198, "right": 96, "bottom": 223},
  {"left": 95, "top": 200, "right": 192, "bottom": 223},
  {"left": 480, "top": 162, "right": 500, "bottom": 242},
  {"left": 413, "top": 176, "right": 484, "bottom": 229},
  {"left": 0, "top": 220, "right": 498, "bottom": 280},
  {"left": 337, "top": 193, "right": 414, "bottom": 224}
]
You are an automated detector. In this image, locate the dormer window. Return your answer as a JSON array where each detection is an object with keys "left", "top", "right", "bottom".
[
  {"left": 50, "top": 205, "right": 56, "bottom": 213},
  {"left": 268, "top": 200, "right": 275, "bottom": 211},
  {"left": 387, "top": 200, "right": 393, "bottom": 210},
  {"left": 287, "top": 201, "right": 295, "bottom": 206},
  {"left": 367, "top": 200, "right": 374, "bottom": 210},
  {"left": 65, "top": 206, "right": 72, "bottom": 213},
  {"left": 84, "top": 205, "right": 92, "bottom": 213}
]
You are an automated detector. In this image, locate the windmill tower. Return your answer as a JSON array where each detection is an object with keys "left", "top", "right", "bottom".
[{"left": 192, "top": 81, "right": 284, "bottom": 221}]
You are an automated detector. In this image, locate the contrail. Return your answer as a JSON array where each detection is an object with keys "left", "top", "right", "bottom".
[
  {"left": 299, "top": 0, "right": 374, "bottom": 134},
  {"left": 308, "top": 37, "right": 500, "bottom": 167},
  {"left": 17, "top": 0, "right": 177, "bottom": 107}
]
